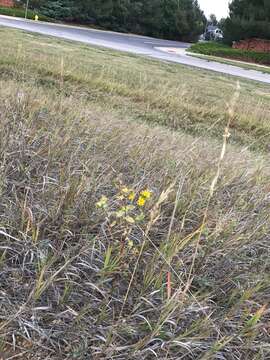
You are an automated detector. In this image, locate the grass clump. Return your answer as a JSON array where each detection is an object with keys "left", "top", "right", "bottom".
[
  {"left": 0, "top": 28, "right": 270, "bottom": 359},
  {"left": 189, "top": 41, "right": 270, "bottom": 66}
]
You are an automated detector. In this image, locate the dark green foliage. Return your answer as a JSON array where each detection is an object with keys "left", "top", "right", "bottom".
[
  {"left": 0, "top": 6, "right": 51, "bottom": 21},
  {"left": 40, "top": 0, "right": 76, "bottom": 20},
  {"left": 14, "top": 0, "right": 46, "bottom": 8},
  {"left": 224, "top": 0, "right": 270, "bottom": 44},
  {"left": 224, "top": 18, "right": 270, "bottom": 44},
  {"left": 189, "top": 41, "right": 270, "bottom": 65},
  {"left": 21, "top": 0, "right": 206, "bottom": 41}
]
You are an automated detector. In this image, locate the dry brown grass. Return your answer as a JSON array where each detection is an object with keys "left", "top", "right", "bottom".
[
  {"left": 1, "top": 28, "right": 270, "bottom": 150},
  {"left": 0, "top": 28, "right": 270, "bottom": 359}
]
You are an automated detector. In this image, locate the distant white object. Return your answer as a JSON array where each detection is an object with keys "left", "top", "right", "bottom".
[
  {"left": 199, "top": 34, "right": 206, "bottom": 42},
  {"left": 204, "top": 26, "right": 224, "bottom": 41},
  {"left": 213, "top": 28, "right": 224, "bottom": 40}
]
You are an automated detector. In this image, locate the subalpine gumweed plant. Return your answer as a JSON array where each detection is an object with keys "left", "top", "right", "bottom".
[
  {"left": 96, "top": 180, "right": 174, "bottom": 306},
  {"left": 96, "top": 181, "right": 152, "bottom": 257}
]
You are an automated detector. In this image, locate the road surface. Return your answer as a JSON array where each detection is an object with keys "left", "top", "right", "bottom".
[{"left": 0, "top": 15, "right": 270, "bottom": 84}]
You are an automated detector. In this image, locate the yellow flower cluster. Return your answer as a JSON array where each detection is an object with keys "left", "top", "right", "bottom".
[
  {"left": 137, "top": 189, "right": 152, "bottom": 207},
  {"left": 120, "top": 187, "right": 136, "bottom": 200},
  {"left": 96, "top": 187, "right": 152, "bottom": 212},
  {"left": 120, "top": 187, "right": 152, "bottom": 207}
]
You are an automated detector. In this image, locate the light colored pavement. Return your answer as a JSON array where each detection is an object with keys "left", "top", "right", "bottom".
[{"left": 1, "top": 15, "right": 270, "bottom": 84}]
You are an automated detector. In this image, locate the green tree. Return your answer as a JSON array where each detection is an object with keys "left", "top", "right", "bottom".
[
  {"left": 223, "top": 0, "right": 270, "bottom": 43},
  {"left": 41, "top": 1, "right": 75, "bottom": 20},
  {"left": 26, "top": 0, "right": 206, "bottom": 41},
  {"left": 209, "top": 13, "right": 218, "bottom": 26}
]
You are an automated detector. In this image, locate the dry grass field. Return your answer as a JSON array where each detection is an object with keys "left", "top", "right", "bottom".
[{"left": 0, "top": 28, "right": 270, "bottom": 359}]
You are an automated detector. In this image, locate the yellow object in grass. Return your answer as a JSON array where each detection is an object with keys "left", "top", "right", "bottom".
[
  {"left": 137, "top": 196, "right": 146, "bottom": 207},
  {"left": 140, "top": 189, "right": 152, "bottom": 199},
  {"left": 96, "top": 195, "right": 108, "bottom": 209},
  {"left": 128, "top": 191, "right": 135, "bottom": 201}
]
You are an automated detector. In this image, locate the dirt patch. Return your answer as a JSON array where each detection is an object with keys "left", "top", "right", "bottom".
[
  {"left": 233, "top": 38, "right": 270, "bottom": 53},
  {"left": 0, "top": 0, "right": 14, "bottom": 7}
]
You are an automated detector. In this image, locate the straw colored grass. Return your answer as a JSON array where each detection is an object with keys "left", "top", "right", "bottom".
[{"left": 0, "top": 28, "right": 270, "bottom": 359}]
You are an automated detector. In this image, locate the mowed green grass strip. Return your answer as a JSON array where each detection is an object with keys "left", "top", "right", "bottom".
[
  {"left": 189, "top": 41, "right": 270, "bottom": 66},
  {"left": 0, "top": 28, "right": 270, "bottom": 359}
]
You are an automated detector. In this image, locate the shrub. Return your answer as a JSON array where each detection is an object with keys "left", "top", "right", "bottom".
[
  {"left": 189, "top": 42, "right": 270, "bottom": 65},
  {"left": 0, "top": 6, "right": 52, "bottom": 21}
]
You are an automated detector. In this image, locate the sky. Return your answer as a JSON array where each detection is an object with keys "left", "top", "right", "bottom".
[{"left": 199, "top": 0, "right": 230, "bottom": 20}]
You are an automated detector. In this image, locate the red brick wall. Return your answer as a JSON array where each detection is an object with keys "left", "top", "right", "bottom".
[
  {"left": 233, "top": 39, "right": 270, "bottom": 53},
  {"left": 0, "top": 0, "right": 14, "bottom": 7}
]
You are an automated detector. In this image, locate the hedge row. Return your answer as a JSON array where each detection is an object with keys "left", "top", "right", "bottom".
[
  {"left": 189, "top": 42, "right": 270, "bottom": 66},
  {"left": 0, "top": 6, "right": 52, "bottom": 21}
]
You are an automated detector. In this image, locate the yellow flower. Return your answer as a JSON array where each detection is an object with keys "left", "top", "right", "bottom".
[
  {"left": 137, "top": 196, "right": 146, "bottom": 207},
  {"left": 128, "top": 239, "right": 134, "bottom": 248},
  {"left": 128, "top": 191, "right": 135, "bottom": 201},
  {"left": 96, "top": 195, "right": 108, "bottom": 209},
  {"left": 140, "top": 189, "right": 152, "bottom": 199}
]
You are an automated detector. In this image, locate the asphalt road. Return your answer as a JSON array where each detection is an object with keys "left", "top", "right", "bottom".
[{"left": 1, "top": 15, "right": 270, "bottom": 84}]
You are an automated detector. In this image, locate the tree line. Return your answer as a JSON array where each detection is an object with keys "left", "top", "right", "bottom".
[
  {"left": 223, "top": 0, "right": 270, "bottom": 43},
  {"left": 17, "top": 0, "right": 206, "bottom": 41},
  {"left": 17, "top": 0, "right": 270, "bottom": 43}
]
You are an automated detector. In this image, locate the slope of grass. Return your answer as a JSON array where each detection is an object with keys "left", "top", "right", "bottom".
[
  {"left": 0, "top": 28, "right": 270, "bottom": 359},
  {"left": 190, "top": 41, "right": 270, "bottom": 66},
  {"left": 1, "top": 29, "right": 270, "bottom": 152}
]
